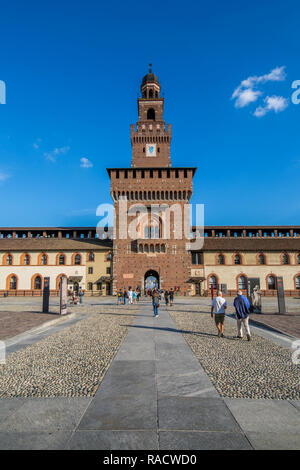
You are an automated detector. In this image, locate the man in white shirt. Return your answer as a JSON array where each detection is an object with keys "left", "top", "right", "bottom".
[
  {"left": 128, "top": 288, "right": 133, "bottom": 305},
  {"left": 211, "top": 291, "right": 227, "bottom": 338}
]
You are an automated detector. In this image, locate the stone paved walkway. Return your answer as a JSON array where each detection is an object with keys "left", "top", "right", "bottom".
[
  {"left": 250, "top": 312, "right": 300, "bottom": 338},
  {"left": 0, "top": 310, "right": 59, "bottom": 341},
  {"left": 0, "top": 300, "right": 300, "bottom": 450}
]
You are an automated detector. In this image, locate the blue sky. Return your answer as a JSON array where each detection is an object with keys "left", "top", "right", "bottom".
[{"left": 0, "top": 0, "right": 299, "bottom": 227}]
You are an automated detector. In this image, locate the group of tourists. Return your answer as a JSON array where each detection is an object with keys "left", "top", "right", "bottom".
[
  {"left": 211, "top": 290, "right": 252, "bottom": 341},
  {"left": 117, "top": 284, "right": 252, "bottom": 340},
  {"left": 117, "top": 288, "right": 141, "bottom": 305},
  {"left": 70, "top": 288, "right": 84, "bottom": 305},
  {"left": 150, "top": 288, "right": 177, "bottom": 317}
]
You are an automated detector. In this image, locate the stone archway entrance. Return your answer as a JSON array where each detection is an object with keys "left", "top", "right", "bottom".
[{"left": 144, "top": 270, "right": 160, "bottom": 290}]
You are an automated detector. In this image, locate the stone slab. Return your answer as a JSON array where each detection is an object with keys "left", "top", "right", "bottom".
[
  {"left": 158, "top": 397, "right": 241, "bottom": 432},
  {"left": 0, "top": 430, "right": 72, "bottom": 450},
  {"left": 225, "top": 399, "right": 300, "bottom": 433},
  {"left": 79, "top": 393, "right": 157, "bottom": 430},
  {"left": 157, "top": 372, "right": 219, "bottom": 398},
  {"left": 0, "top": 399, "right": 26, "bottom": 424},
  {"left": 67, "top": 430, "right": 159, "bottom": 450},
  {"left": 246, "top": 432, "right": 300, "bottom": 450},
  {"left": 0, "top": 398, "right": 91, "bottom": 432},
  {"left": 159, "top": 431, "right": 252, "bottom": 450}
]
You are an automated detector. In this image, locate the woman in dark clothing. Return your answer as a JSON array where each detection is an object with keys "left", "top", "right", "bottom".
[
  {"left": 169, "top": 288, "right": 174, "bottom": 306},
  {"left": 164, "top": 290, "right": 169, "bottom": 306}
]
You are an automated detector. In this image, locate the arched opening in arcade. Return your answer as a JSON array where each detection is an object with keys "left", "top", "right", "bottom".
[{"left": 144, "top": 270, "right": 159, "bottom": 291}]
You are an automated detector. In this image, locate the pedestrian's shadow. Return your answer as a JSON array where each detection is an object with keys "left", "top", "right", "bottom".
[
  {"left": 122, "top": 324, "right": 238, "bottom": 340},
  {"left": 121, "top": 324, "right": 219, "bottom": 338}
]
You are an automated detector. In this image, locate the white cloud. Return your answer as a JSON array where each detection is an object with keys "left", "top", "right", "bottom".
[
  {"left": 44, "top": 146, "right": 70, "bottom": 162},
  {"left": 253, "top": 95, "right": 288, "bottom": 117},
  {"left": 80, "top": 157, "right": 93, "bottom": 168},
  {"left": 33, "top": 138, "right": 42, "bottom": 149},
  {"left": 232, "top": 66, "right": 287, "bottom": 113},
  {"left": 233, "top": 88, "right": 262, "bottom": 108},
  {"left": 0, "top": 171, "right": 10, "bottom": 182}
]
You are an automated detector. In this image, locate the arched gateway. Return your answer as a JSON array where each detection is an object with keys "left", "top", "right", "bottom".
[{"left": 144, "top": 270, "right": 159, "bottom": 290}]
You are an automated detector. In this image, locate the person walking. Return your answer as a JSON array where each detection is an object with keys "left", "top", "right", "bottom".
[
  {"left": 211, "top": 290, "right": 227, "bottom": 337},
  {"left": 169, "top": 288, "right": 174, "bottom": 306},
  {"left": 123, "top": 289, "right": 127, "bottom": 305},
  {"left": 117, "top": 290, "right": 122, "bottom": 305},
  {"left": 164, "top": 289, "right": 169, "bottom": 306},
  {"left": 152, "top": 288, "right": 160, "bottom": 317},
  {"left": 79, "top": 288, "right": 83, "bottom": 304},
  {"left": 233, "top": 290, "right": 251, "bottom": 341},
  {"left": 128, "top": 288, "right": 133, "bottom": 305}
]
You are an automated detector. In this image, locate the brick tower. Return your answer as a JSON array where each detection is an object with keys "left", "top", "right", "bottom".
[{"left": 108, "top": 66, "right": 196, "bottom": 294}]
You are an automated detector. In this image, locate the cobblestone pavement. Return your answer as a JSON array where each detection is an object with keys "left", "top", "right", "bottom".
[
  {"left": 168, "top": 301, "right": 300, "bottom": 400},
  {"left": 0, "top": 297, "right": 122, "bottom": 340},
  {"left": 0, "top": 304, "right": 138, "bottom": 398},
  {"left": 0, "top": 299, "right": 299, "bottom": 450}
]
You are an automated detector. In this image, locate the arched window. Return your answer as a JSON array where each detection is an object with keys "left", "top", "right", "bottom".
[
  {"left": 41, "top": 254, "right": 47, "bottom": 265},
  {"left": 296, "top": 276, "right": 300, "bottom": 290},
  {"left": 161, "top": 244, "right": 166, "bottom": 253},
  {"left": 34, "top": 276, "right": 42, "bottom": 290},
  {"left": 59, "top": 254, "right": 65, "bottom": 265},
  {"left": 268, "top": 275, "right": 276, "bottom": 290},
  {"left": 74, "top": 254, "right": 81, "bottom": 265},
  {"left": 139, "top": 244, "right": 143, "bottom": 253},
  {"left": 149, "top": 89, "right": 153, "bottom": 99},
  {"left": 155, "top": 226, "right": 160, "bottom": 238},
  {"left": 282, "top": 253, "right": 289, "bottom": 265},
  {"left": 297, "top": 254, "right": 300, "bottom": 265},
  {"left": 258, "top": 254, "right": 265, "bottom": 265},
  {"left": 217, "top": 254, "right": 224, "bottom": 265},
  {"left": 106, "top": 253, "right": 111, "bottom": 261},
  {"left": 24, "top": 254, "right": 30, "bottom": 265},
  {"left": 89, "top": 252, "right": 95, "bottom": 261},
  {"left": 209, "top": 276, "right": 217, "bottom": 289},
  {"left": 234, "top": 254, "right": 241, "bottom": 265},
  {"left": 88, "top": 282, "right": 93, "bottom": 291},
  {"left": 150, "top": 244, "right": 154, "bottom": 253},
  {"left": 144, "top": 226, "right": 149, "bottom": 239},
  {"left": 6, "top": 254, "right": 13, "bottom": 266},
  {"left": 9, "top": 275, "right": 17, "bottom": 290},
  {"left": 147, "top": 108, "right": 155, "bottom": 120},
  {"left": 238, "top": 275, "right": 246, "bottom": 290}
]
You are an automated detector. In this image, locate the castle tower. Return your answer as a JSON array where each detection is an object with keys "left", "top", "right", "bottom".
[
  {"left": 131, "top": 64, "right": 171, "bottom": 168},
  {"left": 108, "top": 67, "right": 196, "bottom": 294}
]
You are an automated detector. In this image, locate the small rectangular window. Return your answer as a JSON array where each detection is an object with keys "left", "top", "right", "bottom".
[
  {"left": 150, "top": 170, "right": 153, "bottom": 178},
  {"left": 141, "top": 170, "right": 145, "bottom": 178},
  {"left": 167, "top": 169, "right": 170, "bottom": 178},
  {"left": 124, "top": 170, "right": 128, "bottom": 179},
  {"left": 184, "top": 169, "right": 188, "bottom": 178},
  {"left": 133, "top": 170, "right": 136, "bottom": 178},
  {"left": 116, "top": 170, "right": 119, "bottom": 179},
  {"left": 192, "top": 252, "right": 203, "bottom": 264}
]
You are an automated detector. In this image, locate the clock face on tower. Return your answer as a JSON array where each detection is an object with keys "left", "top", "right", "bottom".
[{"left": 146, "top": 143, "right": 156, "bottom": 157}]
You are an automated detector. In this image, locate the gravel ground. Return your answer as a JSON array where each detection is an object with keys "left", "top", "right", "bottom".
[
  {"left": 168, "top": 304, "right": 300, "bottom": 399},
  {"left": 0, "top": 305, "right": 138, "bottom": 398}
]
